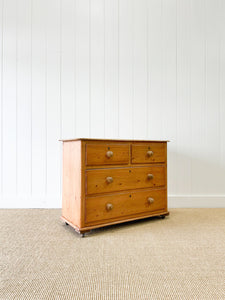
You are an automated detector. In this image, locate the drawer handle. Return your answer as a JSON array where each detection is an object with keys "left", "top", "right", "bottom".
[
  {"left": 106, "top": 176, "right": 113, "bottom": 183},
  {"left": 147, "top": 150, "right": 154, "bottom": 157},
  {"left": 147, "top": 174, "right": 154, "bottom": 180},
  {"left": 148, "top": 197, "right": 154, "bottom": 204},
  {"left": 106, "top": 203, "right": 113, "bottom": 211},
  {"left": 106, "top": 150, "right": 113, "bottom": 158}
]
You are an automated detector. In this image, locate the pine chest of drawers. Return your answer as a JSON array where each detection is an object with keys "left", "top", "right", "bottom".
[{"left": 61, "top": 138, "right": 169, "bottom": 236}]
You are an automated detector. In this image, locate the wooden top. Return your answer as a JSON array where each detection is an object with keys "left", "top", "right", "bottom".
[{"left": 60, "top": 138, "right": 169, "bottom": 143}]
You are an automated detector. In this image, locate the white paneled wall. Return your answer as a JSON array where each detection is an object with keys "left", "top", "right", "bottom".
[{"left": 0, "top": 0, "right": 225, "bottom": 208}]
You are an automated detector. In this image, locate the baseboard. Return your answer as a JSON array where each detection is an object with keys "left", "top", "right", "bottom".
[
  {"left": 0, "top": 195, "right": 225, "bottom": 209},
  {"left": 168, "top": 195, "right": 225, "bottom": 208},
  {"left": 0, "top": 195, "right": 61, "bottom": 208}
]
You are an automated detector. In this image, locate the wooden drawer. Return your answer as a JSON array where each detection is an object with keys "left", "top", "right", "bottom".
[
  {"left": 85, "top": 188, "right": 166, "bottom": 224},
  {"left": 131, "top": 143, "right": 166, "bottom": 164},
  {"left": 86, "top": 165, "right": 166, "bottom": 195},
  {"left": 86, "top": 143, "right": 129, "bottom": 166}
]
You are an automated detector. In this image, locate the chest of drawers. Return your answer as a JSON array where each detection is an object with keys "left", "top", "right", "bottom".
[{"left": 61, "top": 138, "right": 169, "bottom": 236}]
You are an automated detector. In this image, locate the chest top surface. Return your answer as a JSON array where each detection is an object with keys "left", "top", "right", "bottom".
[{"left": 60, "top": 138, "right": 169, "bottom": 142}]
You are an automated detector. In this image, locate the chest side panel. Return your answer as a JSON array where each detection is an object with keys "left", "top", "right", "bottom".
[{"left": 62, "top": 141, "right": 82, "bottom": 227}]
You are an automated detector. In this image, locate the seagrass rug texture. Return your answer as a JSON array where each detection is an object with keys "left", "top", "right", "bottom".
[{"left": 0, "top": 208, "right": 225, "bottom": 300}]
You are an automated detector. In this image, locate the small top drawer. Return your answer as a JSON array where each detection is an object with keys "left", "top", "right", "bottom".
[
  {"left": 86, "top": 143, "right": 129, "bottom": 166},
  {"left": 131, "top": 143, "right": 166, "bottom": 164}
]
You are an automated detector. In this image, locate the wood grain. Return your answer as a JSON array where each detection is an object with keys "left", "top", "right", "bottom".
[
  {"left": 131, "top": 142, "right": 166, "bottom": 164},
  {"left": 85, "top": 188, "right": 166, "bottom": 224},
  {"left": 86, "top": 143, "right": 129, "bottom": 166},
  {"left": 61, "top": 139, "right": 168, "bottom": 235},
  {"left": 86, "top": 165, "right": 166, "bottom": 195},
  {"left": 62, "top": 141, "right": 82, "bottom": 227},
  {"left": 60, "top": 138, "right": 169, "bottom": 142}
]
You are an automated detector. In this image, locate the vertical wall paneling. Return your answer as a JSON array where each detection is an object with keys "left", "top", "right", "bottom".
[
  {"left": 218, "top": 0, "right": 225, "bottom": 193},
  {"left": 118, "top": 0, "right": 133, "bottom": 138},
  {"left": 189, "top": 0, "right": 207, "bottom": 195},
  {"left": 46, "top": 0, "right": 61, "bottom": 207},
  {"left": 0, "top": 0, "right": 225, "bottom": 208},
  {"left": 17, "top": 0, "right": 32, "bottom": 199},
  {"left": 204, "top": 0, "right": 221, "bottom": 194},
  {"left": 147, "top": 0, "right": 163, "bottom": 139},
  {"left": 90, "top": 0, "right": 105, "bottom": 138},
  {"left": 2, "top": 0, "right": 17, "bottom": 198},
  {"left": 61, "top": 0, "right": 75, "bottom": 139},
  {"left": 176, "top": 0, "right": 192, "bottom": 195},
  {"left": 133, "top": 0, "right": 147, "bottom": 139},
  {"left": 31, "top": 0, "right": 46, "bottom": 200},
  {"left": 161, "top": 0, "right": 177, "bottom": 195},
  {"left": 105, "top": 0, "right": 119, "bottom": 138},
  {"left": 75, "top": 0, "right": 90, "bottom": 138},
  {"left": 220, "top": 0, "right": 225, "bottom": 172},
  {"left": 0, "top": 0, "right": 3, "bottom": 196}
]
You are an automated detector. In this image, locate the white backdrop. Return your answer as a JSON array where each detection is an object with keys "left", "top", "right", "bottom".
[{"left": 0, "top": 0, "right": 225, "bottom": 208}]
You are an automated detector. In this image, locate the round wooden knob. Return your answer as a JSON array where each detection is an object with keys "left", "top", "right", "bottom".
[
  {"left": 106, "top": 176, "right": 113, "bottom": 183},
  {"left": 106, "top": 203, "right": 113, "bottom": 211},
  {"left": 148, "top": 197, "right": 154, "bottom": 204},
  {"left": 147, "top": 150, "right": 154, "bottom": 157},
  {"left": 147, "top": 174, "right": 154, "bottom": 180},
  {"left": 106, "top": 150, "right": 113, "bottom": 158}
]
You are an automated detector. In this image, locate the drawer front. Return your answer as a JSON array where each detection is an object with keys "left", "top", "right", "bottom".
[
  {"left": 131, "top": 143, "right": 166, "bottom": 164},
  {"left": 86, "top": 165, "right": 166, "bottom": 195},
  {"left": 86, "top": 143, "right": 129, "bottom": 166},
  {"left": 85, "top": 188, "right": 166, "bottom": 224}
]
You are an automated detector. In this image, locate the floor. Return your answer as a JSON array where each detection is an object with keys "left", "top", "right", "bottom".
[{"left": 0, "top": 208, "right": 225, "bottom": 299}]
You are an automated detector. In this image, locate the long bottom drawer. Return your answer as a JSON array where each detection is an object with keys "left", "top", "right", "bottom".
[{"left": 85, "top": 188, "right": 167, "bottom": 224}]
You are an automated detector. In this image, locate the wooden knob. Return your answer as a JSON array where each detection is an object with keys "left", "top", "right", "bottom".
[
  {"left": 147, "top": 150, "right": 154, "bottom": 157},
  {"left": 147, "top": 197, "right": 154, "bottom": 204},
  {"left": 106, "top": 150, "right": 113, "bottom": 158},
  {"left": 106, "top": 176, "right": 113, "bottom": 183},
  {"left": 147, "top": 174, "right": 154, "bottom": 180},
  {"left": 106, "top": 203, "right": 113, "bottom": 211}
]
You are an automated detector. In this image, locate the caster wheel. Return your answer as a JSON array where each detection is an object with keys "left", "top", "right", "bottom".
[
  {"left": 81, "top": 233, "right": 85, "bottom": 238},
  {"left": 65, "top": 222, "right": 69, "bottom": 225},
  {"left": 160, "top": 215, "right": 165, "bottom": 219}
]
